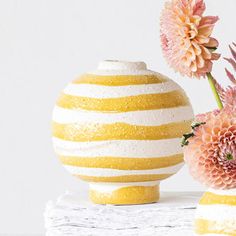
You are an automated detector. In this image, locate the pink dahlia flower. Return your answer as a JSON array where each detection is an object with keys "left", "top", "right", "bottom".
[
  {"left": 222, "top": 86, "right": 236, "bottom": 109},
  {"left": 160, "top": 0, "right": 220, "bottom": 78},
  {"left": 214, "top": 43, "right": 236, "bottom": 109},
  {"left": 184, "top": 107, "right": 236, "bottom": 189}
]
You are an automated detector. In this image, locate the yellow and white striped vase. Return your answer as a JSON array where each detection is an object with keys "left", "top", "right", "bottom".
[
  {"left": 52, "top": 60, "right": 194, "bottom": 205},
  {"left": 195, "top": 188, "right": 236, "bottom": 236}
]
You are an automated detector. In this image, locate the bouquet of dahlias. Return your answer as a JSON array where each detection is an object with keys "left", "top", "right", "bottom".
[
  {"left": 183, "top": 44, "right": 236, "bottom": 190},
  {"left": 160, "top": 0, "right": 236, "bottom": 235}
]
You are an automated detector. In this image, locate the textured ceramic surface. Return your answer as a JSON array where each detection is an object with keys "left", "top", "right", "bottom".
[
  {"left": 195, "top": 188, "right": 236, "bottom": 235},
  {"left": 52, "top": 60, "right": 194, "bottom": 205}
]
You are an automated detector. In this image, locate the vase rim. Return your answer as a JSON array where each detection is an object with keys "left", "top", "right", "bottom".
[
  {"left": 208, "top": 188, "right": 236, "bottom": 196},
  {"left": 97, "top": 60, "right": 147, "bottom": 71}
]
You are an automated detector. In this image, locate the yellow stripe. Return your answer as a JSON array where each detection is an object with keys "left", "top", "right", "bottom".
[
  {"left": 52, "top": 120, "right": 192, "bottom": 141},
  {"left": 76, "top": 174, "right": 172, "bottom": 182},
  {"left": 59, "top": 154, "right": 183, "bottom": 170},
  {"left": 73, "top": 74, "right": 166, "bottom": 86},
  {"left": 195, "top": 219, "right": 236, "bottom": 235},
  {"left": 90, "top": 185, "right": 159, "bottom": 205},
  {"left": 199, "top": 192, "right": 236, "bottom": 206},
  {"left": 56, "top": 91, "right": 190, "bottom": 112}
]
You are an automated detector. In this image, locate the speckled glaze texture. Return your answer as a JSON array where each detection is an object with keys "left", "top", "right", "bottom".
[
  {"left": 195, "top": 188, "right": 236, "bottom": 235},
  {"left": 52, "top": 60, "right": 194, "bottom": 205}
]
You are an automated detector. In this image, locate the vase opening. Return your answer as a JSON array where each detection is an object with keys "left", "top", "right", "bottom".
[{"left": 97, "top": 60, "right": 147, "bottom": 72}]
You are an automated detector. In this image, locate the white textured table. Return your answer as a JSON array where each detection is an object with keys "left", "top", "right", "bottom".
[{"left": 45, "top": 192, "right": 202, "bottom": 236}]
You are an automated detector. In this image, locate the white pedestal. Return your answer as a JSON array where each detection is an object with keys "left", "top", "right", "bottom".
[{"left": 45, "top": 192, "right": 201, "bottom": 236}]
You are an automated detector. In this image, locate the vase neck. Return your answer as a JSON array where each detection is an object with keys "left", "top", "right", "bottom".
[{"left": 97, "top": 60, "right": 147, "bottom": 71}]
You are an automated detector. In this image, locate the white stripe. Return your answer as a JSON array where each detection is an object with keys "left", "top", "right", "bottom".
[
  {"left": 63, "top": 163, "right": 184, "bottom": 177},
  {"left": 52, "top": 106, "right": 194, "bottom": 126},
  {"left": 208, "top": 188, "right": 236, "bottom": 196},
  {"left": 52, "top": 138, "right": 183, "bottom": 158},
  {"left": 63, "top": 81, "right": 180, "bottom": 98},
  {"left": 88, "top": 70, "right": 160, "bottom": 76},
  {"left": 90, "top": 181, "right": 159, "bottom": 193},
  {"left": 196, "top": 204, "right": 236, "bottom": 222},
  {"left": 194, "top": 234, "right": 228, "bottom": 236}
]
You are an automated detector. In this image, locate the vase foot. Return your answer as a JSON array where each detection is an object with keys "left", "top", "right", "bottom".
[{"left": 89, "top": 181, "right": 160, "bottom": 205}]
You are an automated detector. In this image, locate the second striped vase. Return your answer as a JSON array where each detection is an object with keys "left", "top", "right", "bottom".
[
  {"left": 195, "top": 188, "right": 236, "bottom": 235},
  {"left": 52, "top": 60, "right": 194, "bottom": 205}
]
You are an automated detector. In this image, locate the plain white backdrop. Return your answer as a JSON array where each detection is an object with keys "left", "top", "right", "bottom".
[{"left": 0, "top": 0, "right": 235, "bottom": 234}]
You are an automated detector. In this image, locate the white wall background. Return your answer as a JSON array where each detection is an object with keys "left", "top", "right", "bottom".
[{"left": 0, "top": 0, "right": 235, "bottom": 234}]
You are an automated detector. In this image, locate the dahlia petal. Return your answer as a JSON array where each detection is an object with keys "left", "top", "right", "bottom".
[
  {"left": 204, "top": 37, "right": 219, "bottom": 48},
  {"left": 198, "top": 60, "right": 212, "bottom": 74},
  {"left": 201, "top": 46, "right": 212, "bottom": 59},
  {"left": 184, "top": 56, "right": 192, "bottom": 67},
  {"left": 192, "top": 40, "right": 202, "bottom": 55},
  {"left": 225, "top": 68, "right": 236, "bottom": 84},
  {"left": 196, "top": 55, "right": 205, "bottom": 69},
  {"left": 224, "top": 57, "right": 236, "bottom": 73},
  {"left": 187, "top": 46, "right": 197, "bottom": 60},
  {"left": 198, "top": 25, "right": 214, "bottom": 38},
  {"left": 200, "top": 16, "right": 219, "bottom": 26},
  {"left": 211, "top": 53, "right": 221, "bottom": 60},
  {"left": 193, "top": 0, "right": 206, "bottom": 16},
  {"left": 191, "top": 61, "right": 198, "bottom": 72},
  {"left": 192, "top": 15, "right": 201, "bottom": 26},
  {"left": 195, "top": 35, "right": 210, "bottom": 45},
  {"left": 229, "top": 44, "right": 236, "bottom": 61}
]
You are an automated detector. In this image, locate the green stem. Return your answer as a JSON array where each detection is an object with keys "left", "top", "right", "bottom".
[{"left": 206, "top": 72, "right": 223, "bottom": 110}]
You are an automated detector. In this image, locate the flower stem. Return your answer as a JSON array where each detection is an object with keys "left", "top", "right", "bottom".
[{"left": 206, "top": 72, "right": 223, "bottom": 109}]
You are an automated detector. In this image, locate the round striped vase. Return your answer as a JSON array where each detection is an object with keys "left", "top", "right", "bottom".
[
  {"left": 52, "top": 60, "right": 194, "bottom": 205},
  {"left": 195, "top": 188, "right": 236, "bottom": 235}
]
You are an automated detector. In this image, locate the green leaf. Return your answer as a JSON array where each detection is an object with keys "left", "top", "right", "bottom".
[
  {"left": 206, "top": 47, "right": 217, "bottom": 52},
  {"left": 181, "top": 122, "right": 206, "bottom": 147},
  {"left": 181, "top": 132, "right": 194, "bottom": 147},
  {"left": 191, "top": 122, "right": 206, "bottom": 130}
]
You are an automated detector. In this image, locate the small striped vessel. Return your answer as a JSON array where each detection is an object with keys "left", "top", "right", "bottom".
[
  {"left": 195, "top": 188, "right": 236, "bottom": 236},
  {"left": 52, "top": 60, "right": 194, "bottom": 205}
]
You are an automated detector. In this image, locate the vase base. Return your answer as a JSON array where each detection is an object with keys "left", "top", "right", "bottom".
[{"left": 89, "top": 181, "right": 160, "bottom": 205}]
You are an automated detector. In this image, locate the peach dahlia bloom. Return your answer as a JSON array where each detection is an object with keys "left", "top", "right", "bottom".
[
  {"left": 160, "top": 0, "right": 220, "bottom": 78},
  {"left": 184, "top": 108, "right": 236, "bottom": 189}
]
